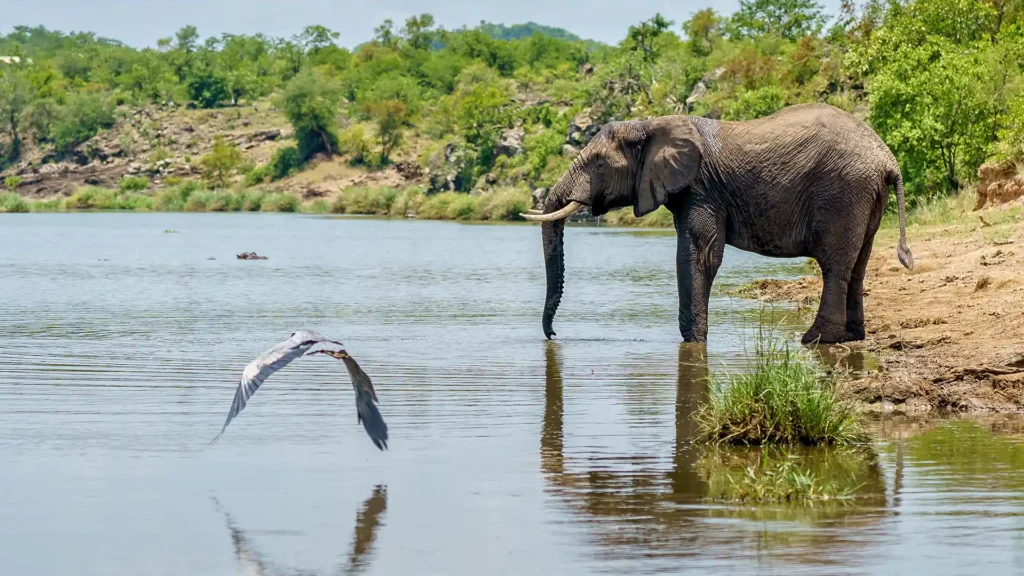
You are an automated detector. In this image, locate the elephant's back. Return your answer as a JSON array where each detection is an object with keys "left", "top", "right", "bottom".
[{"left": 721, "top": 103, "right": 895, "bottom": 172}]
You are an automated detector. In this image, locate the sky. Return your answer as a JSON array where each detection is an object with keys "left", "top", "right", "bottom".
[{"left": 2, "top": 0, "right": 843, "bottom": 48}]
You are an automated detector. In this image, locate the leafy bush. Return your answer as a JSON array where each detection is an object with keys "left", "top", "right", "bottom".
[
  {"left": 240, "top": 190, "right": 268, "bottom": 211},
  {"left": 278, "top": 69, "right": 341, "bottom": 160},
  {"left": 4, "top": 175, "right": 23, "bottom": 189},
  {"left": 479, "top": 187, "right": 532, "bottom": 220},
  {"left": 721, "top": 85, "right": 787, "bottom": 120},
  {"left": 154, "top": 181, "right": 204, "bottom": 211},
  {"left": 0, "top": 192, "right": 28, "bottom": 213},
  {"left": 331, "top": 186, "right": 401, "bottom": 214},
  {"left": 337, "top": 125, "right": 373, "bottom": 165},
  {"left": 259, "top": 192, "right": 300, "bottom": 212},
  {"left": 388, "top": 187, "right": 426, "bottom": 216},
  {"left": 201, "top": 137, "right": 243, "bottom": 187},
  {"left": 118, "top": 175, "right": 149, "bottom": 192},
  {"left": 417, "top": 191, "right": 483, "bottom": 220},
  {"left": 62, "top": 186, "right": 153, "bottom": 210},
  {"left": 51, "top": 93, "right": 116, "bottom": 154},
  {"left": 304, "top": 198, "right": 331, "bottom": 213}
]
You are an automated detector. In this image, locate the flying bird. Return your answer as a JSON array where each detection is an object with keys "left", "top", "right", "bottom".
[{"left": 211, "top": 330, "right": 388, "bottom": 450}]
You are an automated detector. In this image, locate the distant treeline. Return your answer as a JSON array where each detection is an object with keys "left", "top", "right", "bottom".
[{"left": 2, "top": 0, "right": 1024, "bottom": 203}]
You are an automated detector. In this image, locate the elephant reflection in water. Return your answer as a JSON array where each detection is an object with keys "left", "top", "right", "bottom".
[
  {"left": 539, "top": 341, "right": 890, "bottom": 568},
  {"left": 212, "top": 485, "right": 387, "bottom": 575}
]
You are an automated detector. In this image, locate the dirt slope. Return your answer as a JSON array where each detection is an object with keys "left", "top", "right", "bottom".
[{"left": 743, "top": 200, "right": 1024, "bottom": 413}]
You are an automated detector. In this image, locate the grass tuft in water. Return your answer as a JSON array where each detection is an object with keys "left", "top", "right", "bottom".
[{"left": 696, "top": 328, "right": 865, "bottom": 446}]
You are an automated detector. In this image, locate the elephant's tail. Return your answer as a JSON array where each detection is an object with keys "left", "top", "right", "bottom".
[{"left": 888, "top": 169, "right": 914, "bottom": 271}]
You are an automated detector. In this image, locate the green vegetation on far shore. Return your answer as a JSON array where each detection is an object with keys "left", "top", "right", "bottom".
[
  {"left": 4, "top": 0, "right": 1024, "bottom": 213},
  {"left": 0, "top": 183, "right": 537, "bottom": 221}
]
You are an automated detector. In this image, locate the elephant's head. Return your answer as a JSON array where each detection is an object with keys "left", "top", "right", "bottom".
[{"left": 521, "top": 116, "right": 703, "bottom": 338}]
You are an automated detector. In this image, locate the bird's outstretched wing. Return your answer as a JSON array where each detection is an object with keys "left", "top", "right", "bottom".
[
  {"left": 211, "top": 330, "right": 345, "bottom": 444},
  {"left": 341, "top": 355, "right": 388, "bottom": 451}
]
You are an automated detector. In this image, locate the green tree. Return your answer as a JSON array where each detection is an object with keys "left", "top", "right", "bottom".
[
  {"left": 201, "top": 136, "right": 243, "bottom": 187},
  {"left": 0, "top": 69, "right": 32, "bottom": 160},
  {"left": 729, "top": 0, "right": 827, "bottom": 40},
  {"left": 366, "top": 100, "right": 409, "bottom": 163},
  {"left": 450, "top": 64, "right": 513, "bottom": 150},
  {"left": 297, "top": 25, "right": 340, "bottom": 55},
  {"left": 626, "top": 14, "right": 673, "bottom": 63},
  {"left": 50, "top": 92, "right": 116, "bottom": 154},
  {"left": 360, "top": 73, "right": 420, "bottom": 163},
  {"left": 683, "top": 8, "right": 724, "bottom": 56},
  {"left": 279, "top": 68, "right": 341, "bottom": 160},
  {"left": 401, "top": 14, "right": 437, "bottom": 51},
  {"left": 869, "top": 39, "right": 997, "bottom": 193},
  {"left": 175, "top": 25, "right": 199, "bottom": 54},
  {"left": 374, "top": 19, "right": 396, "bottom": 48}
]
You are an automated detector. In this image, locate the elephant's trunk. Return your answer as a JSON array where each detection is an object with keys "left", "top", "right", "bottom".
[
  {"left": 537, "top": 157, "right": 588, "bottom": 339},
  {"left": 541, "top": 216, "right": 565, "bottom": 339}
]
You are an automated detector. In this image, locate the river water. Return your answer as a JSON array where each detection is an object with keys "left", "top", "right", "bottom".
[{"left": 1, "top": 213, "right": 1023, "bottom": 575}]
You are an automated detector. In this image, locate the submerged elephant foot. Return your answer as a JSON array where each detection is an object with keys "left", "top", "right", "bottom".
[
  {"left": 801, "top": 320, "right": 847, "bottom": 345},
  {"left": 679, "top": 322, "right": 709, "bottom": 343}
]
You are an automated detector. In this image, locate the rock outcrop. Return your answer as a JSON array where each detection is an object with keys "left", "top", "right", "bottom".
[
  {"left": 685, "top": 66, "right": 726, "bottom": 115},
  {"left": 566, "top": 109, "right": 601, "bottom": 147},
  {"left": 975, "top": 160, "right": 1024, "bottom": 210},
  {"left": 494, "top": 126, "right": 525, "bottom": 158}
]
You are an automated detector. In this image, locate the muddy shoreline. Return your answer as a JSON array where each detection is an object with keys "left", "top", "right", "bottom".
[{"left": 732, "top": 203, "right": 1024, "bottom": 414}]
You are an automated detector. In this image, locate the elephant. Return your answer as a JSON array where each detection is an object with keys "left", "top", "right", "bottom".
[{"left": 522, "top": 103, "right": 913, "bottom": 345}]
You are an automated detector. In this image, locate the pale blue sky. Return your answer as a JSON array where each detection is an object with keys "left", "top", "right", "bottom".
[{"left": 1, "top": 0, "right": 842, "bottom": 48}]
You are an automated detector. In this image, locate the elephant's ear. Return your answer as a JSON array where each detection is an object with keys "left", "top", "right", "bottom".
[{"left": 633, "top": 117, "right": 702, "bottom": 217}]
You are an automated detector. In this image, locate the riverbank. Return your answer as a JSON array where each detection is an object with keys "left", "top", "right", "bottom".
[
  {"left": 732, "top": 192, "right": 1024, "bottom": 413},
  {"left": 0, "top": 184, "right": 536, "bottom": 222}
]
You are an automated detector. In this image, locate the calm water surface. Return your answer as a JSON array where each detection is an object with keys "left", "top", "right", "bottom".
[{"left": 1, "top": 213, "right": 1023, "bottom": 575}]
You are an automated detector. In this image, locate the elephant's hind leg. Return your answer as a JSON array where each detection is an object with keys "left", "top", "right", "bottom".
[
  {"left": 802, "top": 205, "right": 871, "bottom": 345},
  {"left": 674, "top": 203, "right": 726, "bottom": 343},
  {"left": 802, "top": 260, "right": 853, "bottom": 345},
  {"left": 845, "top": 197, "right": 885, "bottom": 341}
]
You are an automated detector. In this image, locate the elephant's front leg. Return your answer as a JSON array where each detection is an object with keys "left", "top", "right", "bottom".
[{"left": 674, "top": 205, "right": 726, "bottom": 342}]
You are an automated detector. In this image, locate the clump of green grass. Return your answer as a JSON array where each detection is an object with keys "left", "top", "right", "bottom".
[
  {"left": 698, "top": 446, "right": 874, "bottom": 503},
  {"left": 387, "top": 187, "right": 424, "bottom": 217},
  {"left": 331, "top": 186, "right": 402, "bottom": 215},
  {"left": 64, "top": 186, "right": 152, "bottom": 211},
  {"left": 118, "top": 175, "right": 149, "bottom": 192},
  {"left": 696, "top": 329, "right": 865, "bottom": 446},
  {"left": 259, "top": 192, "right": 299, "bottom": 212},
  {"left": 418, "top": 191, "right": 483, "bottom": 220},
  {"left": 478, "top": 187, "right": 532, "bottom": 220},
  {"left": 304, "top": 198, "right": 330, "bottom": 214},
  {"left": 154, "top": 181, "right": 204, "bottom": 211},
  {"left": 28, "top": 198, "right": 64, "bottom": 211},
  {"left": 239, "top": 189, "right": 267, "bottom": 211},
  {"left": 0, "top": 192, "right": 29, "bottom": 213}
]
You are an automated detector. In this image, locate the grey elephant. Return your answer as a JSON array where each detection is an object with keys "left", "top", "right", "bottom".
[{"left": 522, "top": 103, "right": 913, "bottom": 345}]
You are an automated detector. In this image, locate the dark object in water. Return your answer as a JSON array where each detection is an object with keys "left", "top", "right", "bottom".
[{"left": 236, "top": 252, "right": 267, "bottom": 260}]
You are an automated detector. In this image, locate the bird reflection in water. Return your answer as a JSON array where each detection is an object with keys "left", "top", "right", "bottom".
[{"left": 212, "top": 484, "right": 387, "bottom": 575}]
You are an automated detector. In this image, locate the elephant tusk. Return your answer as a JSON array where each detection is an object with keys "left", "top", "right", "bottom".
[
  {"left": 525, "top": 209, "right": 544, "bottom": 215},
  {"left": 520, "top": 201, "right": 583, "bottom": 222}
]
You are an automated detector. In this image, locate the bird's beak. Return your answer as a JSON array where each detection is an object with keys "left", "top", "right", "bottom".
[{"left": 317, "top": 350, "right": 350, "bottom": 360}]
